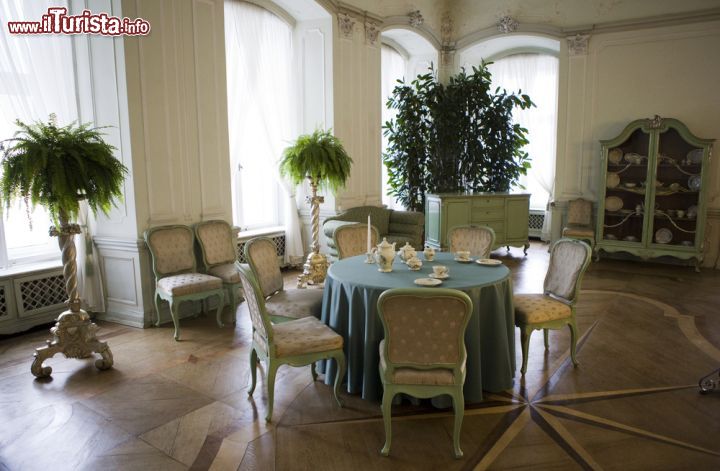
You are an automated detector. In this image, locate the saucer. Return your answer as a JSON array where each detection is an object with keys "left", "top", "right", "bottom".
[
  {"left": 429, "top": 273, "right": 449, "bottom": 279},
  {"left": 476, "top": 258, "right": 502, "bottom": 266},
  {"left": 454, "top": 257, "right": 473, "bottom": 263},
  {"left": 408, "top": 266, "right": 422, "bottom": 271},
  {"left": 414, "top": 277, "right": 442, "bottom": 287}
]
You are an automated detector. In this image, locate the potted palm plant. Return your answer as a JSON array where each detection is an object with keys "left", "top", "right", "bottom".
[
  {"left": 279, "top": 129, "right": 352, "bottom": 287},
  {"left": 0, "top": 115, "right": 128, "bottom": 377}
]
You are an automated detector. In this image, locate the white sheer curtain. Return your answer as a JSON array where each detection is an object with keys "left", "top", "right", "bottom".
[
  {"left": 224, "top": 1, "right": 303, "bottom": 265},
  {"left": 0, "top": 0, "right": 76, "bottom": 264},
  {"left": 488, "top": 53, "right": 558, "bottom": 239},
  {"left": 381, "top": 44, "right": 406, "bottom": 210}
]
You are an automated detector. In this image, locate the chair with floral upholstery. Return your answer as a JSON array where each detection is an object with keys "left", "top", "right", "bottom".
[
  {"left": 333, "top": 222, "right": 379, "bottom": 259},
  {"left": 377, "top": 288, "right": 473, "bottom": 458},
  {"left": 514, "top": 238, "right": 592, "bottom": 375},
  {"left": 195, "top": 220, "right": 242, "bottom": 325},
  {"left": 144, "top": 225, "right": 225, "bottom": 341},
  {"left": 245, "top": 237, "right": 324, "bottom": 323},
  {"left": 448, "top": 225, "right": 496, "bottom": 258},
  {"left": 562, "top": 198, "right": 595, "bottom": 250},
  {"left": 238, "top": 264, "right": 346, "bottom": 422}
]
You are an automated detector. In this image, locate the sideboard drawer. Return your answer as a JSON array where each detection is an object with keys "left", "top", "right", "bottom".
[
  {"left": 471, "top": 207, "right": 504, "bottom": 220},
  {"left": 472, "top": 197, "right": 504, "bottom": 208}
]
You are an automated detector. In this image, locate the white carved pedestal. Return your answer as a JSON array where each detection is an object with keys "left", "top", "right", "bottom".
[{"left": 31, "top": 221, "right": 113, "bottom": 378}]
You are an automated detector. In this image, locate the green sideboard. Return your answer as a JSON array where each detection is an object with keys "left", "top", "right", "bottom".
[
  {"left": 596, "top": 116, "right": 713, "bottom": 270},
  {"left": 425, "top": 193, "right": 530, "bottom": 254}
]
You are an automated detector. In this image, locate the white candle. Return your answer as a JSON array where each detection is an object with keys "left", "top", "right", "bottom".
[{"left": 367, "top": 214, "right": 371, "bottom": 253}]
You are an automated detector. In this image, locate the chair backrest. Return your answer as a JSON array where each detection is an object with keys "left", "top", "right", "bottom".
[
  {"left": 448, "top": 225, "right": 496, "bottom": 258},
  {"left": 543, "top": 238, "right": 592, "bottom": 304},
  {"left": 334, "top": 223, "right": 379, "bottom": 259},
  {"left": 567, "top": 198, "right": 593, "bottom": 226},
  {"left": 144, "top": 225, "right": 197, "bottom": 279},
  {"left": 377, "top": 288, "right": 473, "bottom": 373},
  {"left": 245, "top": 237, "right": 284, "bottom": 297},
  {"left": 237, "top": 264, "right": 273, "bottom": 345},
  {"left": 195, "top": 220, "right": 237, "bottom": 268}
]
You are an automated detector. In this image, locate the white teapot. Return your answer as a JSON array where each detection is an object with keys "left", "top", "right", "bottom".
[
  {"left": 397, "top": 242, "right": 416, "bottom": 263},
  {"left": 375, "top": 237, "right": 397, "bottom": 272}
]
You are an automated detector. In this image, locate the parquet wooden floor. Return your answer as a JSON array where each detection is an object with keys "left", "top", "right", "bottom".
[{"left": 1, "top": 242, "right": 719, "bottom": 470}]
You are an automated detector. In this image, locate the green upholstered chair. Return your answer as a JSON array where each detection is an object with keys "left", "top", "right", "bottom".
[
  {"left": 448, "top": 225, "right": 496, "bottom": 259},
  {"left": 333, "top": 222, "right": 379, "bottom": 259},
  {"left": 377, "top": 288, "right": 473, "bottom": 458},
  {"left": 238, "top": 264, "right": 346, "bottom": 422},
  {"left": 194, "top": 220, "right": 242, "bottom": 325},
  {"left": 322, "top": 206, "right": 424, "bottom": 258},
  {"left": 562, "top": 198, "right": 595, "bottom": 250},
  {"left": 514, "top": 238, "right": 592, "bottom": 375},
  {"left": 144, "top": 225, "right": 225, "bottom": 341},
  {"left": 244, "top": 237, "right": 323, "bottom": 323}
]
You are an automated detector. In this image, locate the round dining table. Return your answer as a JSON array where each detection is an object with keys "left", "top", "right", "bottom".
[{"left": 320, "top": 252, "right": 515, "bottom": 403}]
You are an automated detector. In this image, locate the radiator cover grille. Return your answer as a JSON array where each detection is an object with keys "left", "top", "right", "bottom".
[
  {"left": 528, "top": 210, "right": 545, "bottom": 238},
  {"left": 19, "top": 274, "right": 66, "bottom": 313},
  {"left": 0, "top": 284, "right": 7, "bottom": 320},
  {"left": 236, "top": 233, "right": 286, "bottom": 265}
]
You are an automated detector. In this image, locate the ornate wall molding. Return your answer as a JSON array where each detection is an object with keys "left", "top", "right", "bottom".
[
  {"left": 409, "top": 10, "right": 423, "bottom": 28},
  {"left": 337, "top": 12, "right": 355, "bottom": 39},
  {"left": 365, "top": 20, "right": 380, "bottom": 45},
  {"left": 567, "top": 33, "right": 590, "bottom": 55},
  {"left": 497, "top": 15, "right": 519, "bottom": 34}
]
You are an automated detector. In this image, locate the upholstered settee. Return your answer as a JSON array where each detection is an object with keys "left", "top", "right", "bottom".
[{"left": 322, "top": 206, "right": 424, "bottom": 258}]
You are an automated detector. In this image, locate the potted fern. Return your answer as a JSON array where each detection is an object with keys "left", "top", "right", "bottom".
[
  {"left": 0, "top": 115, "right": 127, "bottom": 377},
  {"left": 279, "top": 129, "right": 352, "bottom": 286}
]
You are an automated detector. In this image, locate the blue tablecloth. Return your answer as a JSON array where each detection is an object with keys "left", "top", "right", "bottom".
[{"left": 321, "top": 252, "right": 515, "bottom": 403}]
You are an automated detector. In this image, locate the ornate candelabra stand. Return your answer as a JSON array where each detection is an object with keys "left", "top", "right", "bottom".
[
  {"left": 31, "top": 213, "right": 113, "bottom": 378},
  {"left": 297, "top": 177, "right": 330, "bottom": 288}
]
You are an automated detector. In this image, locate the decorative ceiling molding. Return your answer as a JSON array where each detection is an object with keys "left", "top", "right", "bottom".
[
  {"left": 497, "top": 15, "right": 519, "bottom": 34},
  {"left": 455, "top": 7, "right": 720, "bottom": 52},
  {"left": 380, "top": 16, "right": 442, "bottom": 51},
  {"left": 409, "top": 10, "right": 424, "bottom": 28},
  {"left": 566, "top": 33, "right": 590, "bottom": 55}
]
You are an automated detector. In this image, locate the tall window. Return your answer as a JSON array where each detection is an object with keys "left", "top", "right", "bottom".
[
  {"left": 224, "top": 1, "right": 294, "bottom": 231},
  {"left": 380, "top": 44, "right": 407, "bottom": 210},
  {"left": 0, "top": 0, "right": 76, "bottom": 267},
  {"left": 487, "top": 53, "right": 559, "bottom": 211}
]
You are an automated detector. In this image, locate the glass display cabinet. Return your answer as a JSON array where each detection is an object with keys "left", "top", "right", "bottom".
[{"left": 596, "top": 116, "right": 713, "bottom": 270}]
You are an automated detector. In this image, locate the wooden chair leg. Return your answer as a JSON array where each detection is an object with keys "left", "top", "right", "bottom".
[
  {"left": 311, "top": 362, "right": 318, "bottom": 381},
  {"left": 169, "top": 299, "right": 180, "bottom": 341},
  {"left": 520, "top": 326, "right": 532, "bottom": 375},
  {"left": 153, "top": 292, "right": 162, "bottom": 327},
  {"left": 380, "top": 389, "right": 394, "bottom": 456},
  {"left": 451, "top": 389, "right": 464, "bottom": 459},
  {"left": 543, "top": 328, "right": 549, "bottom": 350},
  {"left": 332, "top": 353, "right": 346, "bottom": 408},
  {"left": 248, "top": 348, "right": 258, "bottom": 396},
  {"left": 265, "top": 361, "right": 278, "bottom": 422},
  {"left": 228, "top": 286, "right": 238, "bottom": 325},
  {"left": 215, "top": 291, "right": 225, "bottom": 328},
  {"left": 569, "top": 320, "right": 579, "bottom": 367}
]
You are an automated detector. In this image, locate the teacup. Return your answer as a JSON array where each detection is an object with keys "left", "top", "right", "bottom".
[
  {"left": 407, "top": 257, "right": 422, "bottom": 270},
  {"left": 432, "top": 265, "right": 449, "bottom": 277},
  {"left": 455, "top": 251, "right": 471, "bottom": 261}
]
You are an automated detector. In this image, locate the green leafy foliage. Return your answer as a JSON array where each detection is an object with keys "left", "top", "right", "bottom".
[
  {"left": 279, "top": 129, "right": 353, "bottom": 192},
  {"left": 383, "top": 63, "right": 534, "bottom": 212},
  {"left": 0, "top": 118, "right": 128, "bottom": 224}
]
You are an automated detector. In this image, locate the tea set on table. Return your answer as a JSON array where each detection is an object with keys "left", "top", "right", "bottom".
[{"left": 367, "top": 239, "right": 501, "bottom": 286}]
